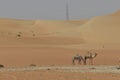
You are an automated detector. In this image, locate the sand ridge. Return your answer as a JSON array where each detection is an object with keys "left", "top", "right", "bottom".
[{"left": 78, "top": 11, "right": 120, "bottom": 43}]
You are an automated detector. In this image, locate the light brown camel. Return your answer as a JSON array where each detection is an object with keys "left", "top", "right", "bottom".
[{"left": 84, "top": 52, "right": 97, "bottom": 65}]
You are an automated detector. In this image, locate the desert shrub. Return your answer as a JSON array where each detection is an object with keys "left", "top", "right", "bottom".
[
  {"left": 0, "top": 64, "right": 4, "bottom": 68},
  {"left": 116, "top": 66, "right": 120, "bottom": 70},
  {"left": 47, "top": 68, "right": 51, "bottom": 70},
  {"left": 29, "top": 64, "right": 37, "bottom": 67},
  {"left": 31, "top": 31, "right": 36, "bottom": 37},
  {"left": 33, "top": 34, "right": 35, "bottom": 37},
  {"left": 17, "top": 34, "right": 21, "bottom": 37},
  {"left": 17, "top": 32, "right": 22, "bottom": 37}
]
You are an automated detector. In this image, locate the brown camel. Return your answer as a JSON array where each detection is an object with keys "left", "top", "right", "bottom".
[
  {"left": 84, "top": 52, "right": 97, "bottom": 65},
  {"left": 72, "top": 54, "right": 84, "bottom": 65}
]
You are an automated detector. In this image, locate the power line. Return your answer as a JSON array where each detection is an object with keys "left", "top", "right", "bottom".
[{"left": 66, "top": 1, "right": 69, "bottom": 20}]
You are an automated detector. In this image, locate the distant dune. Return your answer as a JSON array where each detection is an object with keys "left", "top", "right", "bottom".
[
  {"left": 79, "top": 10, "right": 120, "bottom": 43},
  {"left": 67, "top": 19, "right": 88, "bottom": 25},
  {"left": 111, "top": 10, "right": 120, "bottom": 16},
  {"left": 0, "top": 18, "right": 87, "bottom": 45},
  {"left": 0, "top": 10, "right": 120, "bottom": 44}
]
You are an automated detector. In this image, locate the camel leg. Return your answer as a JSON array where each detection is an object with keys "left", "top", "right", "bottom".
[
  {"left": 84, "top": 59, "right": 87, "bottom": 65},
  {"left": 89, "top": 59, "right": 91, "bottom": 65},
  {"left": 91, "top": 59, "right": 93, "bottom": 65},
  {"left": 72, "top": 59, "right": 75, "bottom": 65},
  {"left": 78, "top": 59, "right": 81, "bottom": 64},
  {"left": 84, "top": 58, "right": 87, "bottom": 65},
  {"left": 90, "top": 59, "right": 93, "bottom": 65},
  {"left": 90, "top": 59, "right": 92, "bottom": 65}
]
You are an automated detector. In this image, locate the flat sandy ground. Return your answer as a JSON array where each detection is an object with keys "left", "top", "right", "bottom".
[
  {"left": 0, "top": 69, "right": 120, "bottom": 80},
  {"left": 0, "top": 45, "right": 120, "bottom": 67},
  {"left": 0, "top": 45, "right": 120, "bottom": 80}
]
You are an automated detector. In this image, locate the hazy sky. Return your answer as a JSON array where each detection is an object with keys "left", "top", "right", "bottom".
[{"left": 0, "top": 0, "right": 120, "bottom": 20}]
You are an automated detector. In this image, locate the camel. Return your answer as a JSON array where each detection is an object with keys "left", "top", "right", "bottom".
[
  {"left": 72, "top": 54, "right": 84, "bottom": 65},
  {"left": 84, "top": 52, "right": 97, "bottom": 65}
]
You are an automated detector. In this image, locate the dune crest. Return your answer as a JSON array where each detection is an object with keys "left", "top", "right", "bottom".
[
  {"left": 111, "top": 10, "right": 120, "bottom": 16},
  {"left": 79, "top": 11, "right": 120, "bottom": 43}
]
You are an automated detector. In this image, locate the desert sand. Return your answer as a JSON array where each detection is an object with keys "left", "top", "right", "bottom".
[
  {"left": 1, "top": 70, "right": 120, "bottom": 80},
  {"left": 0, "top": 10, "right": 120, "bottom": 80}
]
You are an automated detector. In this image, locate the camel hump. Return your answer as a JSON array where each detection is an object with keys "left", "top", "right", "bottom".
[
  {"left": 73, "top": 54, "right": 81, "bottom": 59},
  {"left": 76, "top": 54, "right": 80, "bottom": 56}
]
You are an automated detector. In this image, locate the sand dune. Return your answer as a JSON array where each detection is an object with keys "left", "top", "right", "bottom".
[
  {"left": 67, "top": 19, "right": 88, "bottom": 25},
  {"left": 111, "top": 10, "right": 120, "bottom": 16},
  {"left": 32, "top": 20, "right": 79, "bottom": 35},
  {"left": 0, "top": 11, "right": 120, "bottom": 44},
  {"left": 79, "top": 11, "right": 120, "bottom": 43},
  {"left": 0, "top": 18, "right": 86, "bottom": 45},
  {"left": 0, "top": 18, "right": 34, "bottom": 28},
  {"left": 0, "top": 18, "right": 85, "bottom": 35},
  {"left": 0, "top": 18, "right": 87, "bottom": 34}
]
